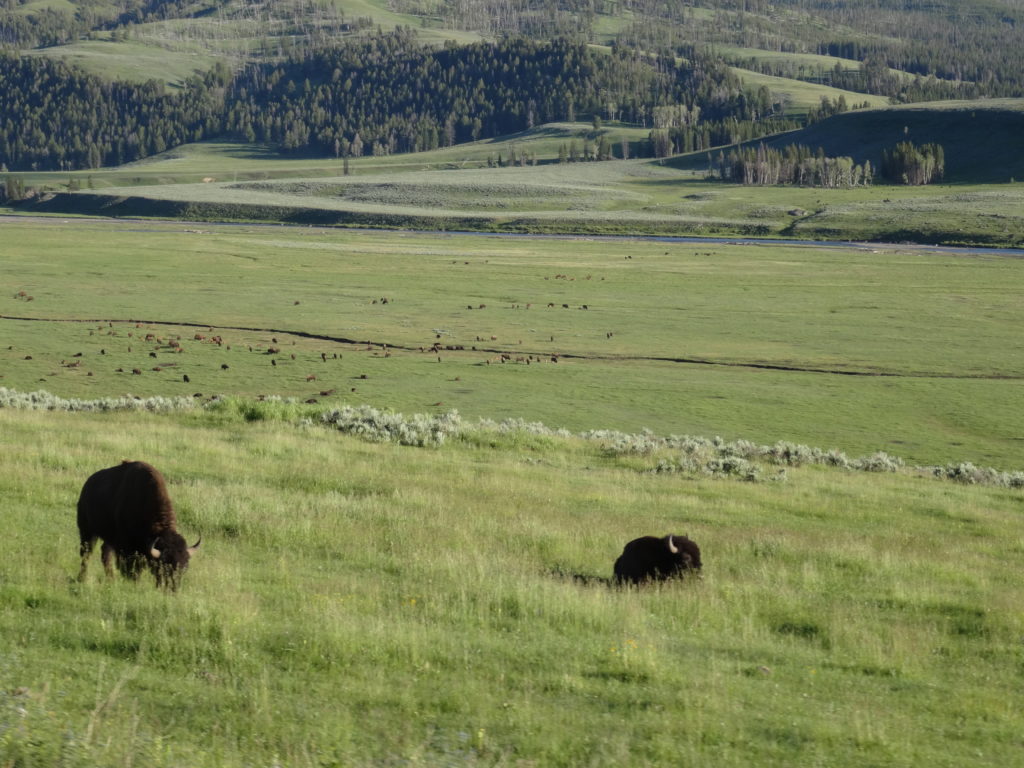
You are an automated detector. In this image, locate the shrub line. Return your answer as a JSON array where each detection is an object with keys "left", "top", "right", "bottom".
[{"left": 2, "top": 387, "right": 1021, "bottom": 489}]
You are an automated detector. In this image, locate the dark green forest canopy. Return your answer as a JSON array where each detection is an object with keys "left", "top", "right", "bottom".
[
  {"left": 4, "top": 0, "right": 1024, "bottom": 88},
  {"left": 0, "top": 0, "right": 223, "bottom": 47},
  {"left": 224, "top": 34, "right": 759, "bottom": 155},
  {"left": 0, "top": 33, "right": 768, "bottom": 170},
  {"left": 623, "top": 0, "right": 1024, "bottom": 95},
  {"left": 0, "top": 53, "right": 228, "bottom": 170},
  {"left": 2, "top": 0, "right": 1023, "bottom": 172}
]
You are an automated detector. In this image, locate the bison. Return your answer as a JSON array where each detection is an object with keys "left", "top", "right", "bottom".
[
  {"left": 77, "top": 461, "right": 199, "bottom": 590},
  {"left": 613, "top": 534, "right": 701, "bottom": 585}
]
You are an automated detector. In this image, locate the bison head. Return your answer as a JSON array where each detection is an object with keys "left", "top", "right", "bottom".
[
  {"left": 149, "top": 533, "right": 201, "bottom": 590},
  {"left": 664, "top": 534, "right": 702, "bottom": 573}
]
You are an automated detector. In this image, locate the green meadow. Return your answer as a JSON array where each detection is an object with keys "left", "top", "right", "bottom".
[
  {"left": 22, "top": 0, "right": 481, "bottom": 87},
  {"left": 3, "top": 192, "right": 1023, "bottom": 768},
  {"left": 3, "top": 216, "right": 1023, "bottom": 469},
  {"left": 4, "top": 3, "right": 1023, "bottom": 763},
  {"left": 18, "top": 101, "right": 1024, "bottom": 247},
  {"left": 729, "top": 67, "right": 890, "bottom": 114},
  {"left": 24, "top": 37, "right": 222, "bottom": 88},
  {"left": 1, "top": 394, "right": 1022, "bottom": 766}
]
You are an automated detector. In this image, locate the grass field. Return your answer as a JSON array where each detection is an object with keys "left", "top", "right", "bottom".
[
  {"left": 20, "top": 0, "right": 482, "bottom": 86},
  {"left": 27, "top": 155, "right": 1024, "bottom": 246},
  {"left": 3, "top": 170, "right": 1023, "bottom": 768},
  {"left": 719, "top": 46, "right": 865, "bottom": 72},
  {"left": 13, "top": 100, "right": 1024, "bottom": 247},
  {"left": 1, "top": 400, "right": 1022, "bottom": 767},
  {"left": 729, "top": 67, "right": 890, "bottom": 114},
  {"left": 12, "top": 124, "right": 654, "bottom": 189},
  {"left": 25, "top": 37, "right": 222, "bottom": 88},
  {"left": 3, "top": 217, "right": 1024, "bottom": 470}
]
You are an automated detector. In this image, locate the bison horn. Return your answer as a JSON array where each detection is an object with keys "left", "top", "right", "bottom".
[
  {"left": 666, "top": 534, "right": 678, "bottom": 554},
  {"left": 188, "top": 534, "right": 202, "bottom": 553},
  {"left": 149, "top": 538, "right": 162, "bottom": 559}
]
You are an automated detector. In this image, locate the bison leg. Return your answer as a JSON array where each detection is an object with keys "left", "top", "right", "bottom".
[
  {"left": 78, "top": 536, "right": 97, "bottom": 581},
  {"left": 100, "top": 542, "right": 118, "bottom": 578}
]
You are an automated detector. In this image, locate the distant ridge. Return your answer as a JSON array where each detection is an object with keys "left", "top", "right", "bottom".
[{"left": 673, "top": 100, "right": 1024, "bottom": 184}]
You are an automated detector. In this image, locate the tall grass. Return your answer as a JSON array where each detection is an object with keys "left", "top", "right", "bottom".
[{"left": 1, "top": 406, "right": 1022, "bottom": 766}]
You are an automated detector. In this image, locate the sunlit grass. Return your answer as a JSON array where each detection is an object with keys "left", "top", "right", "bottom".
[
  {"left": 15, "top": 103, "right": 1023, "bottom": 245},
  {"left": 1, "top": 406, "right": 1021, "bottom": 766},
  {"left": 3, "top": 218, "right": 1023, "bottom": 467},
  {"left": 730, "top": 66, "right": 890, "bottom": 113}
]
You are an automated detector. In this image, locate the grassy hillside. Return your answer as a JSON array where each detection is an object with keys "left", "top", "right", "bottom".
[
  {"left": 62, "top": 123, "right": 654, "bottom": 185},
  {"left": 1, "top": 403, "right": 1022, "bottom": 767},
  {"left": 21, "top": 115, "right": 1024, "bottom": 247},
  {"left": 770, "top": 100, "right": 1024, "bottom": 183},
  {"left": 3, "top": 217, "right": 1024, "bottom": 469},
  {"left": 24, "top": 37, "right": 222, "bottom": 87},
  {"left": 665, "top": 99, "right": 1024, "bottom": 181},
  {"left": 730, "top": 67, "right": 890, "bottom": 114},
  {"left": 16, "top": 0, "right": 480, "bottom": 84}
]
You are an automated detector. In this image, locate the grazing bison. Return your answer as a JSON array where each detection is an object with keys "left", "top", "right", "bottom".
[
  {"left": 77, "top": 461, "right": 199, "bottom": 590},
  {"left": 613, "top": 534, "right": 701, "bottom": 585}
]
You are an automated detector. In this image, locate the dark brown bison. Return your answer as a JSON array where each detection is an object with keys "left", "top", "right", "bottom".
[
  {"left": 613, "top": 534, "right": 701, "bottom": 585},
  {"left": 77, "top": 461, "right": 200, "bottom": 590}
]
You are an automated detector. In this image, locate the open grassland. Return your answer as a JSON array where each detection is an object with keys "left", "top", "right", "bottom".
[
  {"left": 1, "top": 405, "right": 1022, "bottom": 767},
  {"left": 24, "top": 0, "right": 480, "bottom": 86},
  {"left": 28, "top": 158, "right": 1024, "bottom": 246},
  {"left": 11, "top": 0, "right": 75, "bottom": 14},
  {"left": 718, "top": 46, "right": 866, "bottom": 72},
  {"left": 3, "top": 217, "right": 1024, "bottom": 470},
  {"left": 17, "top": 103, "right": 1024, "bottom": 246},
  {"left": 24, "top": 124, "right": 655, "bottom": 188},
  {"left": 25, "top": 37, "right": 221, "bottom": 88},
  {"left": 729, "top": 67, "right": 890, "bottom": 114},
  {"left": 720, "top": 46, "right": 916, "bottom": 85}
]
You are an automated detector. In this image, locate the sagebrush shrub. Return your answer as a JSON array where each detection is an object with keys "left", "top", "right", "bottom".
[{"left": 1, "top": 388, "right": 1020, "bottom": 488}]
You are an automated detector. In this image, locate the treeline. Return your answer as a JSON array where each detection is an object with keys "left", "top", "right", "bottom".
[
  {"left": 880, "top": 141, "right": 944, "bottom": 186},
  {"left": 222, "top": 33, "right": 772, "bottom": 158},
  {"left": 711, "top": 140, "right": 947, "bottom": 187},
  {"left": 648, "top": 116, "right": 800, "bottom": 158},
  {"left": 474, "top": 0, "right": 1022, "bottom": 102},
  {"left": 711, "top": 143, "right": 873, "bottom": 188},
  {"left": 424, "top": 0, "right": 599, "bottom": 40},
  {"left": 0, "top": 32, "right": 789, "bottom": 170},
  {"left": 624, "top": 0, "right": 1024, "bottom": 99},
  {"left": 733, "top": 56, "right": 984, "bottom": 104},
  {"left": 0, "top": 53, "right": 228, "bottom": 170},
  {"left": 225, "top": 32, "right": 607, "bottom": 155},
  {"left": 0, "top": 0, "right": 218, "bottom": 48}
]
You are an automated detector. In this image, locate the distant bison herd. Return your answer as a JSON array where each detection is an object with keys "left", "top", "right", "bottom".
[{"left": 75, "top": 462, "right": 700, "bottom": 591}]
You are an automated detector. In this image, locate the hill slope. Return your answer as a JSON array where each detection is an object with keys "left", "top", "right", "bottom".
[
  {"left": 1, "top": 403, "right": 1022, "bottom": 766},
  {"left": 769, "top": 100, "right": 1024, "bottom": 184},
  {"left": 665, "top": 99, "right": 1024, "bottom": 184}
]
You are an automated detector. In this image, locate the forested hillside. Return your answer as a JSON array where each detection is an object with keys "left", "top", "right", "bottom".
[
  {"left": 1, "top": 32, "right": 797, "bottom": 170},
  {"left": 224, "top": 33, "right": 788, "bottom": 158},
  {"left": 618, "top": 0, "right": 1024, "bottom": 96},
  {"left": 0, "top": 54, "right": 228, "bottom": 170},
  {"left": 1, "top": 0, "right": 1023, "bottom": 172}
]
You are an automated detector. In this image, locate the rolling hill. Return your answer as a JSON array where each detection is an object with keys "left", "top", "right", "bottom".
[{"left": 669, "top": 99, "right": 1024, "bottom": 184}]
